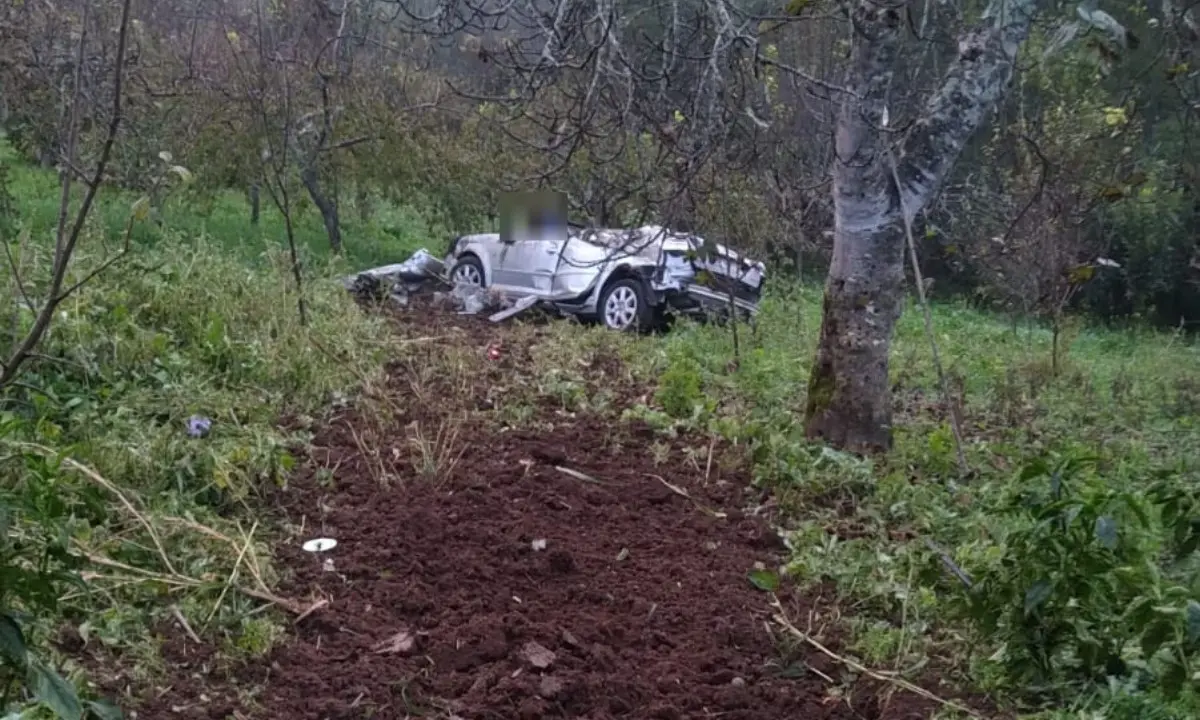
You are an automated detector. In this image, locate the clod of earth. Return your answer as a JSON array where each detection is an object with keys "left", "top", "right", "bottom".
[
  {"left": 520, "top": 641, "right": 556, "bottom": 669},
  {"left": 537, "top": 675, "right": 565, "bottom": 699}
]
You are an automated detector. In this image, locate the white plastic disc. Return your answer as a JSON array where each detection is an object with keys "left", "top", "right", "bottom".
[{"left": 302, "top": 538, "right": 338, "bottom": 553}]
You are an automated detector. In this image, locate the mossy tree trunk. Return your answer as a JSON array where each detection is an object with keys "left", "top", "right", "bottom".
[{"left": 803, "top": 0, "right": 1039, "bottom": 454}]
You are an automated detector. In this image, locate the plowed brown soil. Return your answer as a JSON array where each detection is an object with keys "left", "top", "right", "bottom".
[{"left": 101, "top": 298, "right": 961, "bottom": 720}]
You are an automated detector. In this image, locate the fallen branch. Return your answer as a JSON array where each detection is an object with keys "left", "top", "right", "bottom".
[
  {"left": 35, "top": 447, "right": 179, "bottom": 578},
  {"left": 555, "top": 466, "right": 607, "bottom": 485},
  {"left": 769, "top": 598, "right": 983, "bottom": 718},
  {"left": 644, "top": 473, "right": 727, "bottom": 518},
  {"left": 20, "top": 448, "right": 316, "bottom": 622},
  {"left": 171, "top": 605, "right": 203, "bottom": 644}
]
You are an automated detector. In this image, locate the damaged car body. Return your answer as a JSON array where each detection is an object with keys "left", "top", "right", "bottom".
[{"left": 442, "top": 224, "right": 766, "bottom": 332}]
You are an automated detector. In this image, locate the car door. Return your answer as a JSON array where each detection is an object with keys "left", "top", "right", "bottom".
[
  {"left": 553, "top": 233, "right": 607, "bottom": 298},
  {"left": 498, "top": 236, "right": 562, "bottom": 295}
]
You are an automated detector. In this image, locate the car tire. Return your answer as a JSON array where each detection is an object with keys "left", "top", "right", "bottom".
[
  {"left": 449, "top": 255, "right": 486, "bottom": 288},
  {"left": 598, "top": 277, "right": 655, "bottom": 333}
]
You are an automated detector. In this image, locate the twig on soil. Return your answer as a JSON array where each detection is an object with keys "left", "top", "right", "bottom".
[
  {"left": 347, "top": 420, "right": 387, "bottom": 485},
  {"left": 555, "top": 466, "right": 607, "bottom": 485},
  {"left": 74, "top": 549, "right": 203, "bottom": 588},
  {"left": 644, "top": 473, "right": 727, "bottom": 518},
  {"left": 770, "top": 598, "right": 983, "bottom": 718},
  {"left": 704, "top": 435, "right": 716, "bottom": 486},
  {"left": 239, "top": 587, "right": 313, "bottom": 616},
  {"left": 78, "top": 545, "right": 310, "bottom": 615},
  {"left": 171, "top": 605, "right": 203, "bottom": 644},
  {"left": 293, "top": 598, "right": 330, "bottom": 624}
]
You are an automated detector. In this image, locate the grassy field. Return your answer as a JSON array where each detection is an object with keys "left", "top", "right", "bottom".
[{"left": 1, "top": 141, "right": 1198, "bottom": 718}]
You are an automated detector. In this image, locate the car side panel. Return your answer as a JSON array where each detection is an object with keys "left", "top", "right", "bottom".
[{"left": 555, "top": 237, "right": 609, "bottom": 300}]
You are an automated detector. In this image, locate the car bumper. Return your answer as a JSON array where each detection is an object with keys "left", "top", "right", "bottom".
[{"left": 664, "top": 285, "right": 759, "bottom": 318}]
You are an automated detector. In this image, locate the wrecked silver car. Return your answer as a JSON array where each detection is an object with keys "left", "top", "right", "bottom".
[{"left": 443, "top": 224, "right": 766, "bottom": 332}]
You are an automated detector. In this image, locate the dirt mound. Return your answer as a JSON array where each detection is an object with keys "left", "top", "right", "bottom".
[{"left": 259, "top": 414, "right": 863, "bottom": 720}]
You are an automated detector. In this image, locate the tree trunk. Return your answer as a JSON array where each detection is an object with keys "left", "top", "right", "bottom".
[
  {"left": 803, "top": 0, "right": 1039, "bottom": 453},
  {"left": 804, "top": 1, "right": 904, "bottom": 454},
  {"left": 249, "top": 183, "right": 260, "bottom": 225},
  {"left": 301, "top": 164, "right": 341, "bottom": 254},
  {"left": 805, "top": 224, "right": 906, "bottom": 452},
  {"left": 356, "top": 183, "right": 371, "bottom": 223}
]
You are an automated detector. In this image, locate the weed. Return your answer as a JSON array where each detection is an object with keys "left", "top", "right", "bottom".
[
  {"left": 655, "top": 357, "right": 708, "bottom": 420},
  {"left": 406, "top": 416, "right": 467, "bottom": 487}
]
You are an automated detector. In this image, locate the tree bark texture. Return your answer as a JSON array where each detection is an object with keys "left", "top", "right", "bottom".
[
  {"left": 804, "top": 0, "right": 1038, "bottom": 454},
  {"left": 249, "top": 182, "right": 261, "bottom": 225},
  {"left": 301, "top": 163, "right": 342, "bottom": 254}
]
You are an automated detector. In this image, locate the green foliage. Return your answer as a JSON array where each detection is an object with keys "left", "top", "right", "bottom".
[
  {"left": 2, "top": 475, "right": 115, "bottom": 719},
  {"left": 0, "top": 176, "right": 397, "bottom": 714},
  {"left": 654, "top": 356, "right": 709, "bottom": 420},
  {"left": 649, "top": 287, "right": 1199, "bottom": 715},
  {"left": 939, "top": 452, "right": 1200, "bottom": 698}
]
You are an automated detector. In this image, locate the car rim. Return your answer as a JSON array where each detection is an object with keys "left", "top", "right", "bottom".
[
  {"left": 604, "top": 285, "right": 639, "bottom": 329},
  {"left": 452, "top": 263, "right": 482, "bottom": 286}
]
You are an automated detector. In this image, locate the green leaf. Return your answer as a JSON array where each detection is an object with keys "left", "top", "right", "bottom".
[
  {"left": 87, "top": 700, "right": 123, "bottom": 720},
  {"left": 27, "top": 661, "right": 83, "bottom": 720},
  {"left": 1160, "top": 656, "right": 1188, "bottom": 699},
  {"left": 1120, "top": 493, "right": 1151, "bottom": 529},
  {"left": 1126, "top": 595, "right": 1156, "bottom": 629},
  {"left": 1019, "top": 458, "right": 1049, "bottom": 481},
  {"left": 1140, "top": 618, "right": 1174, "bottom": 659},
  {"left": 0, "top": 612, "right": 27, "bottom": 666},
  {"left": 1186, "top": 600, "right": 1200, "bottom": 644},
  {"left": 748, "top": 569, "right": 780, "bottom": 592},
  {"left": 1024, "top": 579, "right": 1053, "bottom": 615},
  {"left": 1095, "top": 516, "right": 1118, "bottom": 550}
]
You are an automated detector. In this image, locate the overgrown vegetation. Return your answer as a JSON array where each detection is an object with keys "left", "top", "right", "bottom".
[{"left": 0, "top": 138, "right": 404, "bottom": 715}]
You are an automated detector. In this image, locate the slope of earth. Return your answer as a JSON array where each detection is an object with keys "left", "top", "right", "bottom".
[{"left": 106, "top": 297, "right": 957, "bottom": 720}]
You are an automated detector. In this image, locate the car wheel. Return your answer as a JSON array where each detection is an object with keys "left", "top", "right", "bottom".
[
  {"left": 449, "top": 255, "right": 485, "bottom": 288},
  {"left": 599, "top": 277, "right": 654, "bottom": 332}
]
